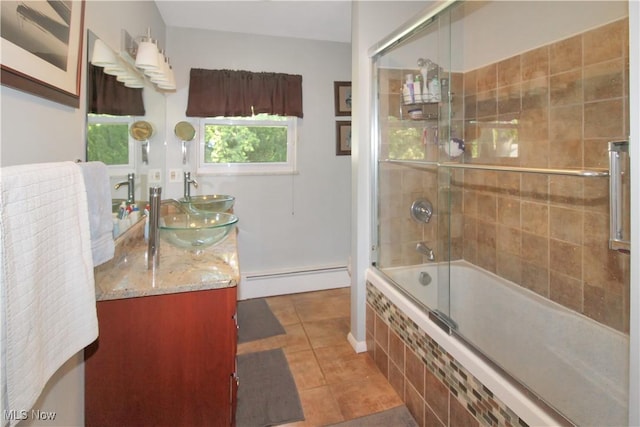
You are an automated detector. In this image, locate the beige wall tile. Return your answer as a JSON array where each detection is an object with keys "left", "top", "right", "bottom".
[
  {"left": 521, "top": 232, "right": 548, "bottom": 268},
  {"left": 406, "top": 348, "right": 425, "bottom": 398},
  {"left": 464, "top": 68, "right": 477, "bottom": 96},
  {"left": 549, "top": 138, "right": 582, "bottom": 169},
  {"left": 521, "top": 77, "right": 549, "bottom": 110},
  {"left": 497, "top": 251, "right": 522, "bottom": 284},
  {"left": 549, "top": 206, "right": 583, "bottom": 245},
  {"left": 584, "top": 138, "right": 612, "bottom": 169},
  {"left": 549, "top": 239, "right": 582, "bottom": 279},
  {"left": 497, "top": 197, "right": 520, "bottom": 227},
  {"left": 584, "top": 59, "right": 624, "bottom": 102},
  {"left": 388, "top": 362, "right": 405, "bottom": 402},
  {"left": 476, "top": 63, "right": 497, "bottom": 92},
  {"left": 584, "top": 283, "right": 625, "bottom": 332},
  {"left": 521, "top": 174, "right": 549, "bottom": 202},
  {"left": 425, "top": 369, "right": 449, "bottom": 425},
  {"left": 583, "top": 19, "right": 626, "bottom": 66},
  {"left": 498, "top": 84, "right": 522, "bottom": 115},
  {"left": 550, "top": 34, "right": 582, "bottom": 75},
  {"left": 497, "top": 225, "right": 521, "bottom": 255},
  {"left": 521, "top": 201, "right": 548, "bottom": 236},
  {"left": 521, "top": 262, "right": 549, "bottom": 297},
  {"left": 477, "top": 193, "right": 497, "bottom": 222},
  {"left": 521, "top": 45, "right": 549, "bottom": 81},
  {"left": 550, "top": 271, "right": 583, "bottom": 312},
  {"left": 549, "top": 104, "right": 582, "bottom": 143},
  {"left": 476, "top": 90, "right": 497, "bottom": 118},
  {"left": 375, "top": 316, "right": 389, "bottom": 352},
  {"left": 550, "top": 70, "right": 583, "bottom": 107},
  {"left": 498, "top": 55, "right": 521, "bottom": 88},
  {"left": 549, "top": 176, "right": 583, "bottom": 208},
  {"left": 584, "top": 99, "right": 625, "bottom": 139}
]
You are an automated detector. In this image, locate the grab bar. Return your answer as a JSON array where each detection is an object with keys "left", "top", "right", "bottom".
[
  {"left": 382, "top": 159, "right": 609, "bottom": 177},
  {"left": 439, "top": 162, "right": 609, "bottom": 177},
  {"left": 609, "top": 140, "right": 630, "bottom": 251}
]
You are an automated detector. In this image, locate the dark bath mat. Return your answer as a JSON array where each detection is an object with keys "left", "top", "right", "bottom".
[
  {"left": 237, "top": 298, "right": 286, "bottom": 344},
  {"left": 236, "top": 348, "right": 304, "bottom": 427},
  {"left": 326, "top": 405, "right": 418, "bottom": 427}
]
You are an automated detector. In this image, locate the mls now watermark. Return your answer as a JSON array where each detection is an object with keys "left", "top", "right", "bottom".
[{"left": 4, "top": 409, "right": 57, "bottom": 422}]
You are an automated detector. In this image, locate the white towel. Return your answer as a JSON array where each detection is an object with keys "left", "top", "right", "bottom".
[
  {"left": 0, "top": 162, "right": 99, "bottom": 426},
  {"left": 78, "top": 161, "right": 115, "bottom": 266}
]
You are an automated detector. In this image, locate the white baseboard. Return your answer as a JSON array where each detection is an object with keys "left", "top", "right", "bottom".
[
  {"left": 238, "top": 265, "right": 350, "bottom": 300},
  {"left": 347, "top": 332, "right": 367, "bottom": 353}
]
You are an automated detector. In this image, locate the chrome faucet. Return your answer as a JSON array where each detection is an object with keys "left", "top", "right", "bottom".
[
  {"left": 115, "top": 173, "right": 135, "bottom": 204},
  {"left": 183, "top": 172, "right": 198, "bottom": 199},
  {"left": 147, "top": 186, "right": 161, "bottom": 270},
  {"left": 416, "top": 242, "right": 436, "bottom": 261}
]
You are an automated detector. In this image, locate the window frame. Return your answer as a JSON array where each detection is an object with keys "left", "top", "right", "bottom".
[
  {"left": 86, "top": 114, "right": 137, "bottom": 175},
  {"left": 196, "top": 116, "right": 298, "bottom": 175}
]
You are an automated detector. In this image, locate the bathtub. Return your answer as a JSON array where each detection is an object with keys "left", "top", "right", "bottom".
[{"left": 367, "top": 260, "right": 629, "bottom": 427}]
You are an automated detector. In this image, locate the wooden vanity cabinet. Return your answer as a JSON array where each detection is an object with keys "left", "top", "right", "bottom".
[{"left": 85, "top": 287, "right": 238, "bottom": 427}]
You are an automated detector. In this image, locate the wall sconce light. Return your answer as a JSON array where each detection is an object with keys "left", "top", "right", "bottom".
[
  {"left": 90, "top": 28, "right": 176, "bottom": 92},
  {"left": 124, "top": 28, "right": 176, "bottom": 91}
]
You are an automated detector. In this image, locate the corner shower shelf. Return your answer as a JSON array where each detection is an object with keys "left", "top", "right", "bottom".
[{"left": 381, "top": 159, "right": 610, "bottom": 177}]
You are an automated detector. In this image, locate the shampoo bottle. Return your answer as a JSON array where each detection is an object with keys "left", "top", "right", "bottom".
[{"left": 429, "top": 77, "right": 441, "bottom": 102}]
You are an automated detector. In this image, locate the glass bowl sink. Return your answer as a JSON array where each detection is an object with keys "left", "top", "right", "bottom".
[
  {"left": 179, "top": 195, "right": 235, "bottom": 213},
  {"left": 159, "top": 212, "right": 238, "bottom": 249}
]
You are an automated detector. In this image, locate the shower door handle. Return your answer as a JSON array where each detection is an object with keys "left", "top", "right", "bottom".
[{"left": 608, "top": 140, "right": 630, "bottom": 251}]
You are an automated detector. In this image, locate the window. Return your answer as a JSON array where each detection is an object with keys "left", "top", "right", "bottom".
[
  {"left": 86, "top": 114, "right": 136, "bottom": 174},
  {"left": 197, "top": 114, "right": 298, "bottom": 175}
]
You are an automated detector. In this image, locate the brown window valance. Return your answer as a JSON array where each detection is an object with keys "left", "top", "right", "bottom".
[
  {"left": 186, "top": 68, "right": 303, "bottom": 118},
  {"left": 88, "top": 64, "right": 145, "bottom": 116}
]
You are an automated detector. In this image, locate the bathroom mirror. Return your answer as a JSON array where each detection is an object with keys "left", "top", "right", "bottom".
[{"left": 85, "top": 30, "right": 167, "bottom": 237}]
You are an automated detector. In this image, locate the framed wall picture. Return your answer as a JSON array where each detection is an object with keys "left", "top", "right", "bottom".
[
  {"left": 336, "top": 120, "right": 351, "bottom": 156},
  {"left": 334, "top": 81, "right": 352, "bottom": 116},
  {"left": 0, "top": 0, "right": 86, "bottom": 108}
]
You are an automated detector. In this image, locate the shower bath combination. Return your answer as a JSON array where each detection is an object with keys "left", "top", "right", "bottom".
[{"left": 370, "top": 1, "right": 631, "bottom": 426}]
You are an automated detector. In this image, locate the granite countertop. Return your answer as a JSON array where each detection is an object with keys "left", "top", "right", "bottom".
[{"left": 93, "top": 218, "right": 239, "bottom": 301}]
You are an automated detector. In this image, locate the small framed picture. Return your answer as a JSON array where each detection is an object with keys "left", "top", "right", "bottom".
[
  {"left": 334, "top": 81, "right": 351, "bottom": 116},
  {"left": 336, "top": 120, "right": 351, "bottom": 156}
]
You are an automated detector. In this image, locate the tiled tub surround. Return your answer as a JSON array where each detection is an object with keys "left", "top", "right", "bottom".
[
  {"left": 372, "top": 262, "right": 628, "bottom": 427},
  {"left": 377, "top": 18, "right": 630, "bottom": 333},
  {"left": 93, "top": 218, "right": 239, "bottom": 301},
  {"left": 367, "top": 277, "right": 535, "bottom": 427}
]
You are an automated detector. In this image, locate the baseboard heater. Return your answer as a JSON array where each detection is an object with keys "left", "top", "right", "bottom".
[{"left": 243, "top": 265, "right": 348, "bottom": 280}]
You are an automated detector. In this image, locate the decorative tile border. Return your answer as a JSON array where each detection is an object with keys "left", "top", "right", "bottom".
[{"left": 367, "top": 282, "right": 528, "bottom": 427}]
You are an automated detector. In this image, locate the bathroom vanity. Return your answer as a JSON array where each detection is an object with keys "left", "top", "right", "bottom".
[{"left": 85, "top": 220, "right": 239, "bottom": 427}]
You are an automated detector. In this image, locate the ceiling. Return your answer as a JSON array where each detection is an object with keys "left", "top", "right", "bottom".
[{"left": 155, "top": 1, "right": 352, "bottom": 43}]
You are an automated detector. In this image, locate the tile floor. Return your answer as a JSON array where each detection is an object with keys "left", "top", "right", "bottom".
[{"left": 237, "top": 287, "right": 405, "bottom": 426}]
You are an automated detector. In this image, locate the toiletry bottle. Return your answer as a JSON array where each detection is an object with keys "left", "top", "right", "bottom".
[
  {"left": 429, "top": 76, "right": 441, "bottom": 102},
  {"left": 404, "top": 74, "right": 415, "bottom": 104},
  {"left": 118, "top": 201, "right": 127, "bottom": 220},
  {"left": 413, "top": 75, "right": 422, "bottom": 101},
  {"left": 112, "top": 214, "right": 120, "bottom": 238}
]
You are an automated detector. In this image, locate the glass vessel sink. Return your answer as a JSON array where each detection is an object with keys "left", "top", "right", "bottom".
[
  {"left": 179, "top": 195, "right": 235, "bottom": 213},
  {"left": 159, "top": 212, "right": 238, "bottom": 249}
]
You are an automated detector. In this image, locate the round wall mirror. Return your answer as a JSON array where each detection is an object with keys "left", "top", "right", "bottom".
[
  {"left": 175, "top": 121, "right": 196, "bottom": 164},
  {"left": 130, "top": 120, "right": 154, "bottom": 141},
  {"left": 175, "top": 121, "right": 196, "bottom": 141}
]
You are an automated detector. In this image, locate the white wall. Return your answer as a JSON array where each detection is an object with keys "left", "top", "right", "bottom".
[
  {"left": 1, "top": 2, "right": 165, "bottom": 425},
  {"left": 164, "top": 27, "right": 352, "bottom": 288},
  {"left": 457, "top": 0, "right": 628, "bottom": 71},
  {"left": 349, "top": 1, "right": 433, "bottom": 350}
]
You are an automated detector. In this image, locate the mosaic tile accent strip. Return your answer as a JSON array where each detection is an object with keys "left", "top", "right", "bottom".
[{"left": 367, "top": 282, "right": 529, "bottom": 427}]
